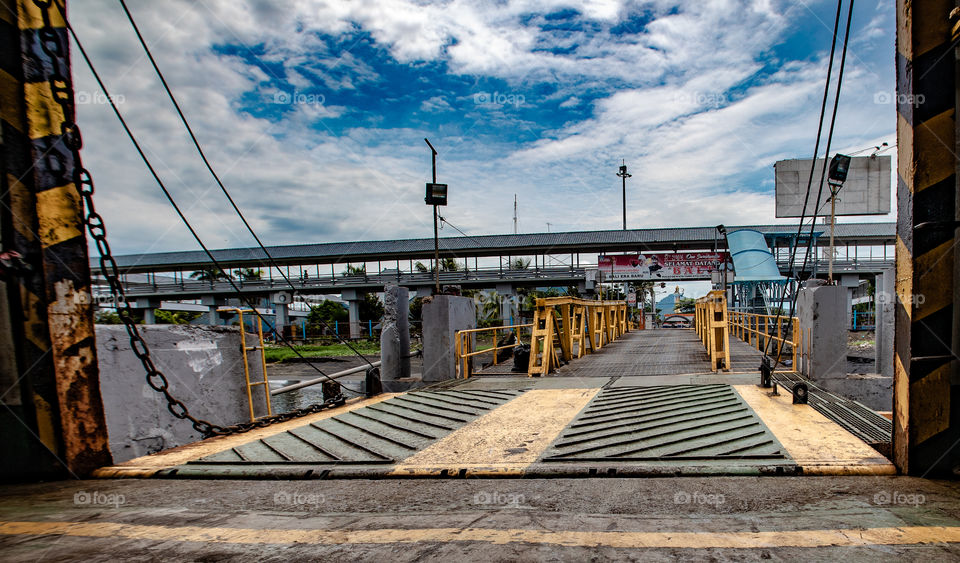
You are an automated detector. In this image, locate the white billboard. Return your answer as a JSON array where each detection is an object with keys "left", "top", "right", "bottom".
[{"left": 774, "top": 155, "right": 891, "bottom": 217}]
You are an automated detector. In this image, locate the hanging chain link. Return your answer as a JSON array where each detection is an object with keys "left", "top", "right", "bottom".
[{"left": 32, "top": 0, "right": 345, "bottom": 437}]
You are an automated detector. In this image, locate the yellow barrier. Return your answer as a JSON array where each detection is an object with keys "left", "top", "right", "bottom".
[
  {"left": 728, "top": 311, "right": 800, "bottom": 372},
  {"left": 528, "top": 297, "right": 628, "bottom": 377},
  {"left": 454, "top": 298, "right": 629, "bottom": 379},
  {"left": 694, "top": 291, "right": 730, "bottom": 372},
  {"left": 454, "top": 324, "right": 533, "bottom": 379}
]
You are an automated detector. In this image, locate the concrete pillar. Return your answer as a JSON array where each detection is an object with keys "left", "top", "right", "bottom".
[
  {"left": 840, "top": 274, "right": 859, "bottom": 330},
  {"left": 496, "top": 283, "right": 515, "bottom": 325},
  {"left": 875, "top": 268, "right": 894, "bottom": 379},
  {"left": 380, "top": 285, "right": 410, "bottom": 382},
  {"left": 342, "top": 289, "right": 362, "bottom": 339},
  {"left": 200, "top": 296, "right": 223, "bottom": 325},
  {"left": 422, "top": 295, "right": 476, "bottom": 382},
  {"left": 274, "top": 302, "right": 289, "bottom": 333},
  {"left": 134, "top": 298, "right": 160, "bottom": 325},
  {"left": 796, "top": 284, "right": 846, "bottom": 381}
]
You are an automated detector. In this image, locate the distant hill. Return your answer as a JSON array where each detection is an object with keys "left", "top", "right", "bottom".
[{"left": 656, "top": 293, "right": 677, "bottom": 313}]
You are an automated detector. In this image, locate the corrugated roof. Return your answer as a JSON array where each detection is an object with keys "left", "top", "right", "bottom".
[{"left": 98, "top": 222, "right": 896, "bottom": 273}]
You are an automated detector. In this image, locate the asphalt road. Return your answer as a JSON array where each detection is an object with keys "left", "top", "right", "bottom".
[{"left": 1, "top": 476, "right": 959, "bottom": 561}]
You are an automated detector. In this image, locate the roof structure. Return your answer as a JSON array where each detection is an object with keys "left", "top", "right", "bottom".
[{"left": 96, "top": 222, "right": 896, "bottom": 274}]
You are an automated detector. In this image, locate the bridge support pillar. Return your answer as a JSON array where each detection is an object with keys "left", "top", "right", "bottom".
[
  {"left": 875, "top": 268, "right": 894, "bottom": 379},
  {"left": 200, "top": 296, "right": 225, "bottom": 325},
  {"left": 840, "top": 274, "right": 860, "bottom": 329},
  {"left": 134, "top": 299, "right": 161, "bottom": 325},
  {"left": 496, "top": 284, "right": 515, "bottom": 325},
  {"left": 342, "top": 290, "right": 362, "bottom": 339},
  {"left": 274, "top": 302, "right": 289, "bottom": 334}
]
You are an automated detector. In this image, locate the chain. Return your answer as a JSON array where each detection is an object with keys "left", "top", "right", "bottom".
[{"left": 32, "top": 0, "right": 344, "bottom": 437}]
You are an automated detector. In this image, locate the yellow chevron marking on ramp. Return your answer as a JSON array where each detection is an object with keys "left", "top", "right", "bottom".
[
  {"left": 391, "top": 388, "right": 598, "bottom": 476},
  {"left": 735, "top": 385, "right": 895, "bottom": 475},
  {"left": 2, "top": 520, "right": 959, "bottom": 548}
]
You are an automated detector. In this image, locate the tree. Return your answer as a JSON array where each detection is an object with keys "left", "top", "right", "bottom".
[
  {"left": 234, "top": 268, "right": 263, "bottom": 281},
  {"left": 510, "top": 258, "right": 531, "bottom": 270},
  {"left": 414, "top": 259, "right": 460, "bottom": 273},
  {"left": 342, "top": 264, "right": 366, "bottom": 276},
  {"left": 190, "top": 268, "right": 233, "bottom": 282},
  {"left": 359, "top": 292, "right": 384, "bottom": 322},
  {"left": 676, "top": 297, "right": 696, "bottom": 313},
  {"left": 307, "top": 300, "right": 348, "bottom": 331},
  {"left": 154, "top": 309, "right": 202, "bottom": 324},
  {"left": 95, "top": 311, "right": 123, "bottom": 324}
]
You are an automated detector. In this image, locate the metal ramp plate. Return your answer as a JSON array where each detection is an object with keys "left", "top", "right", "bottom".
[
  {"left": 539, "top": 384, "right": 796, "bottom": 474},
  {"left": 175, "top": 389, "right": 523, "bottom": 476},
  {"left": 773, "top": 372, "right": 892, "bottom": 452}
]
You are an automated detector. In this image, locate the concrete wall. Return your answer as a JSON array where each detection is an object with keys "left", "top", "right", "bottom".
[
  {"left": 96, "top": 325, "right": 266, "bottom": 462},
  {"left": 422, "top": 295, "right": 476, "bottom": 382}
]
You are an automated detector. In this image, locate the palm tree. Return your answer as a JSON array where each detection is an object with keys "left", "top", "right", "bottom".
[
  {"left": 234, "top": 268, "right": 263, "bottom": 282},
  {"left": 190, "top": 268, "right": 233, "bottom": 282}
]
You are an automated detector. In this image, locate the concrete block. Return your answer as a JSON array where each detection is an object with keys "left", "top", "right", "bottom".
[
  {"left": 422, "top": 295, "right": 476, "bottom": 382},
  {"left": 380, "top": 284, "right": 410, "bottom": 381},
  {"left": 95, "top": 324, "right": 264, "bottom": 462},
  {"left": 796, "top": 284, "right": 846, "bottom": 381}
]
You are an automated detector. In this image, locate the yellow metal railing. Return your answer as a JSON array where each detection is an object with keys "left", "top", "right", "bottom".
[
  {"left": 728, "top": 310, "right": 800, "bottom": 372},
  {"left": 454, "top": 324, "right": 533, "bottom": 379},
  {"left": 454, "top": 298, "right": 630, "bottom": 378},
  {"left": 223, "top": 308, "right": 272, "bottom": 421},
  {"left": 694, "top": 290, "right": 730, "bottom": 372}
]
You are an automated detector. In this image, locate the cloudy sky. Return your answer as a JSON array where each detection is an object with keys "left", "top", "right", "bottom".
[{"left": 69, "top": 0, "right": 896, "bottom": 256}]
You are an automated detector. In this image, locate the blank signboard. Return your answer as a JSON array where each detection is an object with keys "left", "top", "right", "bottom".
[{"left": 774, "top": 155, "right": 891, "bottom": 217}]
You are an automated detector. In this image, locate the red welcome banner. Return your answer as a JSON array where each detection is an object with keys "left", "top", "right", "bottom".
[{"left": 597, "top": 252, "right": 728, "bottom": 280}]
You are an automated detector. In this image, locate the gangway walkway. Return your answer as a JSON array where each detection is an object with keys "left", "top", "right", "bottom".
[{"left": 93, "top": 327, "right": 894, "bottom": 480}]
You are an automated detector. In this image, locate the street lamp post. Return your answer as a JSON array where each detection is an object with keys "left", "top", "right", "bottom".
[
  {"left": 424, "top": 138, "right": 447, "bottom": 295},
  {"left": 826, "top": 153, "right": 851, "bottom": 283},
  {"left": 617, "top": 160, "right": 632, "bottom": 230}
]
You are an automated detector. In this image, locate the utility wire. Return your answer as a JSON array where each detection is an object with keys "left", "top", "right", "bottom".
[
  {"left": 765, "top": 0, "right": 855, "bottom": 368},
  {"left": 117, "top": 0, "right": 376, "bottom": 372},
  {"left": 61, "top": 8, "right": 363, "bottom": 395},
  {"left": 761, "top": 0, "right": 849, "bottom": 365}
]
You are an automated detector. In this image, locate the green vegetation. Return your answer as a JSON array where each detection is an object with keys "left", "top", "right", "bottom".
[
  {"left": 154, "top": 309, "right": 203, "bottom": 324},
  {"left": 95, "top": 311, "right": 123, "bottom": 324},
  {"left": 264, "top": 341, "right": 381, "bottom": 363},
  {"left": 190, "top": 268, "right": 233, "bottom": 282}
]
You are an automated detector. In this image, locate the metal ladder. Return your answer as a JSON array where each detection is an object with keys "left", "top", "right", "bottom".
[{"left": 224, "top": 308, "right": 272, "bottom": 421}]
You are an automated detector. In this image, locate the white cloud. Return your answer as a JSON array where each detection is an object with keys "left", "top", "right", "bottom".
[{"left": 64, "top": 0, "right": 896, "bottom": 260}]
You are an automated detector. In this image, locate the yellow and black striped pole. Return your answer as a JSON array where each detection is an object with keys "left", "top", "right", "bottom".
[
  {"left": 0, "top": 0, "right": 110, "bottom": 478},
  {"left": 894, "top": 0, "right": 958, "bottom": 475}
]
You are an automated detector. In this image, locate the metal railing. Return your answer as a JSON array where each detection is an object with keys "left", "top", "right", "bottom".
[
  {"left": 728, "top": 310, "right": 800, "bottom": 372},
  {"left": 454, "top": 324, "right": 533, "bottom": 379},
  {"left": 455, "top": 298, "right": 629, "bottom": 379},
  {"left": 694, "top": 291, "right": 730, "bottom": 372}
]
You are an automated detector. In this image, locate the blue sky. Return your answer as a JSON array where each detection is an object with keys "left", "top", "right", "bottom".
[{"left": 71, "top": 0, "right": 896, "bottom": 255}]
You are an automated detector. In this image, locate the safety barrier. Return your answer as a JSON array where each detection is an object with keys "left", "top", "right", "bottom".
[
  {"left": 528, "top": 297, "right": 628, "bottom": 377},
  {"left": 694, "top": 291, "right": 730, "bottom": 372},
  {"left": 454, "top": 298, "right": 628, "bottom": 378},
  {"left": 454, "top": 324, "right": 533, "bottom": 379},
  {"left": 728, "top": 310, "right": 800, "bottom": 372}
]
